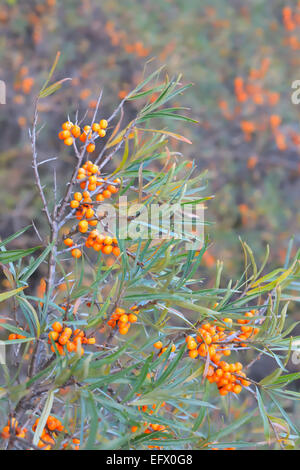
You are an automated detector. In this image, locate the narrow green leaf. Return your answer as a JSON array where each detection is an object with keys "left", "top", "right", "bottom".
[{"left": 33, "top": 390, "right": 54, "bottom": 446}]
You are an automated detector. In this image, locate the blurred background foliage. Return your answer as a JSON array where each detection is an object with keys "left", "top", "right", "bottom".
[{"left": 0, "top": 0, "right": 299, "bottom": 279}]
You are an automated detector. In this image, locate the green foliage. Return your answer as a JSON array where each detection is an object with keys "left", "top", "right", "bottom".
[{"left": 0, "top": 65, "right": 299, "bottom": 451}]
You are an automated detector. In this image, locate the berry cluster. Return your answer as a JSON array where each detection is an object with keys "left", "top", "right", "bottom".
[
  {"left": 153, "top": 341, "right": 176, "bottom": 356},
  {"left": 132, "top": 401, "right": 167, "bottom": 449},
  {"left": 64, "top": 159, "right": 121, "bottom": 259},
  {"left": 48, "top": 322, "right": 95, "bottom": 356},
  {"left": 85, "top": 231, "right": 120, "bottom": 256},
  {"left": 137, "top": 401, "right": 166, "bottom": 416},
  {"left": 1, "top": 418, "right": 27, "bottom": 440},
  {"left": 107, "top": 305, "right": 139, "bottom": 335},
  {"left": 8, "top": 330, "right": 26, "bottom": 340},
  {"left": 186, "top": 311, "right": 258, "bottom": 396},
  {"left": 75, "top": 161, "right": 120, "bottom": 199},
  {"left": 32, "top": 416, "right": 64, "bottom": 450},
  {"left": 131, "top": 422, "right": 167, "bottom": 449},
  {"left": 58, "top": 119, "right": 108, "bottom": 149},
  {"left": 62, "top": 438, "right": 80, "bottom": 451}
]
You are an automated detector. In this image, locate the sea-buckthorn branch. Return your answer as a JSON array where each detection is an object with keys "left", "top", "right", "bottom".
[
  {"left": 30, "top": 99, "right": 53, "bottom": 230},
  {"left": 30, "top": 98, "right": 59, "bottom": 326},
  {"left": 95, "top": 116, "right": 139, "bottom": 168},
  {"left": 57, "top": 90, "right": 103, "bottom": 221}
]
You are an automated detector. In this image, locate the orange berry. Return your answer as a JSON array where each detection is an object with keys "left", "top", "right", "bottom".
[
  {"left": 211, "top": 353, "right": 222, "bottom": 363},
  {"left": 187, "top": 340, "right": 197, "bottom": 350},
  {"left": 115, "top": 307, "right": 125, "bottom": 314},
  {"left": 59, "top": 130, "right": 71, "bottom": 140},
  {"left": 241, "top": 326, "right": 251, "bottom": 333},
  {"left": 203, "top": 335, "right": 212, "bottom": 345},
  {"left": 48, "top": 331, "right": 59, "bottom": 341},
  {"left": 71, "top": 125, "right": 81, "bottom": 138},
  {"left": 64, "top": 238, "right": 74, "bottom": 248},
  {"left": 104, "top": 236, "right": 113, "bottom": 245},
  {"left": 89, "top": 178, "right": 97, "bottom": 187},
  {"left": 107, "top": 184, "right": 118, "bottom": 194},
  {"left": 225, "top": 383, "right": 233, "bottom": 392},
  {"left": 198, "top": 343, "right": 207, "bottom": 357},
  {"left": 241, "top": 379, "right": 250, "bottom": 387},
  {"left": 244, "top": 311, "right": 254, "bottom": 318},
  {"left": 119, "top": 327, "right": 129, "bottom": 335},
  {"left": 154, "top": 341, "right": 163, "bottom": 349},
  {"left": 92, "top": 123, "right": 101, "bottom": 132},
  {"left": 87, "top": 143, "right": 95, "bottom": 153},
  {"left": 71, "top": 248, "right": 82, "bottom": 259},
  {"left": 67, "top": 342, "right": 76, "bottom": 352},
  {"left": 80, "top": 132, "right": 87, "bottom": 143},
  {"left": 119, "top": 314, "right": 129, "bottom": 323},
  {"left": 89, "top": 229, "right": 98, "bottom": 238},
  {"left": 127, "top": 313, "right": 137, "bottom": 323},
  {"left": 233, "top": 384, "right": 242, "bottom": 394},
  {"left": 64, "top": 137, "right": 73, "bottom": 146},
  {"left": 58, "top": 335, "right": 68, "bottom": 345},
  {"left": 46, "top": 416, "right": 57, "bottom": 431},
  {"left": 78, "top": 220, "right": 89, "bottom": 233},
  {"left": 74, "top": 192, "right": 82, "bottom": 202},
  {"left": 100, "top": 119, "right": 108, "bottom": 129},
  {"left": 102, "top": 245, "right": 113, "bottom": 255},
  {"left": 96, "top": 234, "right": 105, "bottom": 244},
  {"left": 112, "top": 246, "right": 121, "bottom": 256},
  {"left": 102, "top": 189, "right": 111, "bottom": 199},
  {"left": 98, "top": 129, "right": 106, "bottom": 138},
  {"left": 70, "top": 200, "right": 80, "bottom": 209},
  {"left": 52, "top": 322, "right": 63, "bottom": 333},
  {"left": 63, "top": 327, "right": 72, "bottom": 338},
  {"left": 91, "top": 164, "right": 99, "bottom": 174},
  {"left": 87, "top": 337, "right": 96, "bottom": 345},
  {"left": 85, "top": 208, "right": 95, "bottom": 219},
  {"left": 93, "top": 243, "right": 102, "bottom": 252},
  {"left": 96, "top": 193, "right": 105, "bottom": 202},
  {"left": 189, "top": 349, "right": 198, "bottom": 359},
  {"left": 89, "top": 219, "right": 98, "bottom": 226},
  {"left": 220, "top": 361, "right": 230, "bottom": 372},
  {"left": 1, "top": 426, "right": 10, "bottom": 439},
  {"left": 62, "top": 121, "right": 73, "bottom": 130}
]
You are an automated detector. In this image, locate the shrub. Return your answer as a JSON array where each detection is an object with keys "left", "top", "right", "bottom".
[{"left": 0, "top": 62, "right": 299, "bottom": 450}]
